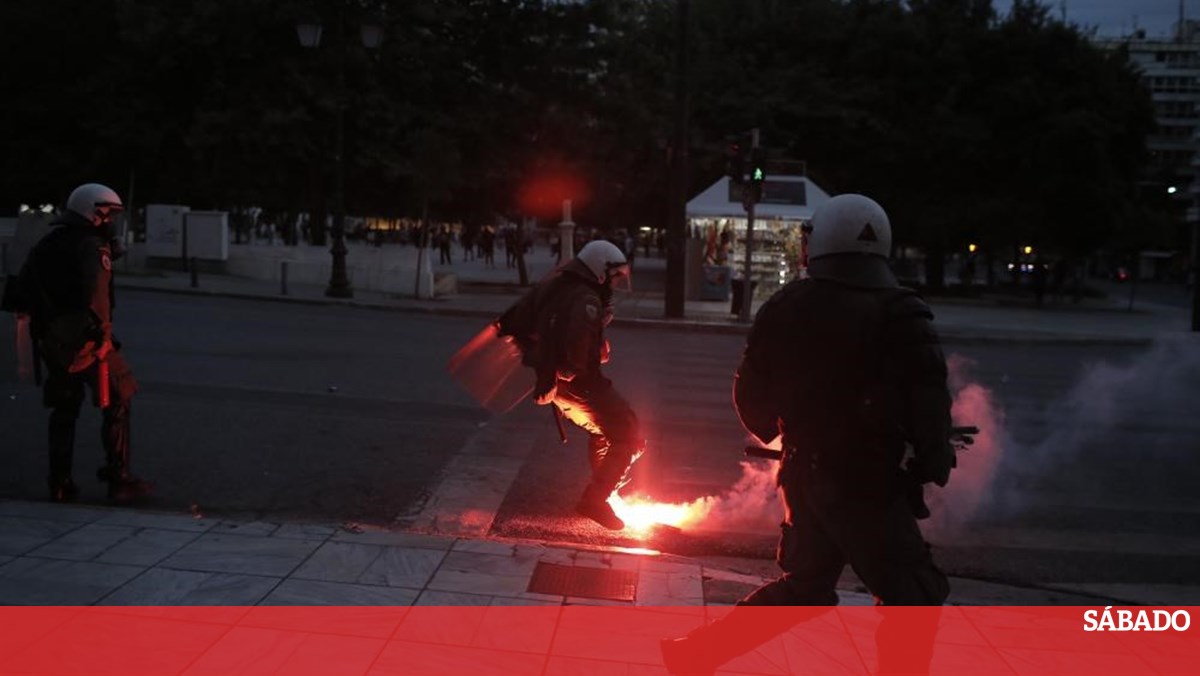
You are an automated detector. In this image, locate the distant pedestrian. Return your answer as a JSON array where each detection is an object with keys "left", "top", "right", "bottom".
[
  {"left": 504, "top": 226, "right": 517, "bottom": 268},
  {"left": 437, "top": 225, "right": 453, "bottom": 265},
  {"left": 481, "top": 226, "right": 496, "bottom": 268},
  {"left": 461, "top": 226, "right": 476, "bottom": 262}
]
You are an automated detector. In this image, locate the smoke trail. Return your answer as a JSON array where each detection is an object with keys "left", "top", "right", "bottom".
[
  {"left": 984, "top": 336, "right": 1200, "bottom": 517},
  {"left": 683, "top": 460, "right": 784, "bottom": 534},
  {"left": 614, "top": 459, "right": 782, "bottom": 534},
  {"left": 921, "top": 353, "right": 1009, "bottom": 541},
  {"left": 653, "top": 357, "right": 1013, "bottom": 537}
]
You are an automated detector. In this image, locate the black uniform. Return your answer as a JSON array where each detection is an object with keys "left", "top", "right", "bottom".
[
  {"left": 16, "top": 213, "right": 146, "bottom": 503},
  {"left": 733, "top": 277, "right": 952, "bottom": 607},
  {"left": 498, "top": 259, "right": 642, "bottom": 516},
  {"left": 659, "top": 276, "right": 952, "bottom": 675}
]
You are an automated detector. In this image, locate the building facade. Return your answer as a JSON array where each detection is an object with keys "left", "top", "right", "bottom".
[{"left": 1097, "top": 21, "right": 1200, "bottom": 279}]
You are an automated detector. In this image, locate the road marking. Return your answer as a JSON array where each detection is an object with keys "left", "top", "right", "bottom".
[{"left": 396, "top": 411, "right": 543, "bottom": 537}]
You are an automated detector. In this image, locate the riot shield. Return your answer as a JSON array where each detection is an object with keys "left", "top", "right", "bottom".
[{"left": 448, "top": 322, "right": 534, "bottom": 414}]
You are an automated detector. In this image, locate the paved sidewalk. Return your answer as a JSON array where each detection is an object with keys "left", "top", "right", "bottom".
[
  {"left": 115, "top": 256, "right": 1196, "bottom": 345},
  {"left": 0, "top": 498, "right": 1142, "bottom": 608},
  {"left": 0, "top": 499, "right": 874, "bottom": 607}
]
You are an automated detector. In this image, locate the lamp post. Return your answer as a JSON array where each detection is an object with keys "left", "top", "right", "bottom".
[{"left": 297, "top": 9, "right": 384, "bottom": 299}]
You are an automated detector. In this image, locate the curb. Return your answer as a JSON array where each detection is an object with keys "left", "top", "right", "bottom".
[{"left": 121, "top": 283, "right": 1160, "bottom": 345}]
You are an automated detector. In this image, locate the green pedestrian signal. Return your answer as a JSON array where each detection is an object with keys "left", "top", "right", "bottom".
[{"left": 750, "top": 147, "right": 765, "bottom": 185}]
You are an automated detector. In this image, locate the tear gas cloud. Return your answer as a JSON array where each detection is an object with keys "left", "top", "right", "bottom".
[
  {"left": 636, "top": 337, "right": 1199, "bottom": 539},
  {"left": 981, "top": 336, "right": 1200, "bottom": 517},
  {"left": 921, "top": 353, "right": 1009, "bottom": 541}
]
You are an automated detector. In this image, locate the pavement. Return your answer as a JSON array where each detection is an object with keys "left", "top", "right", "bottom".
[
  {"left": 113, "top": 245, "right": 1196, "bottom": 345},
  {"left": 2, "top": 247, "right": 1197, "bottom": 609}
]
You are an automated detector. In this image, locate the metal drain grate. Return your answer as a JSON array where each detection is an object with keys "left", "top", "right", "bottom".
[{"left": 527, "top": 561, "right": 638, "bottom": 601}]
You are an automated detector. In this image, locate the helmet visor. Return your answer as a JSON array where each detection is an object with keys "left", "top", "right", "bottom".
[
  {"left": 95, "top": 201, "right": 124, "bottom": 224},
  {"left": 607, "top": 263, "right": 632, "bottom": 292}
]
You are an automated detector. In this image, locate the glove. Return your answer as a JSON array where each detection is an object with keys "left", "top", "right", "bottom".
[
  {"left": 534, "top": 384, "right": 557, "bottom": 405},
  {"left": 94, "top": 338, "right": 114, "bottom": 362},
  {"left": 907, "top": 453, "right": 951, "bottom": 488}
]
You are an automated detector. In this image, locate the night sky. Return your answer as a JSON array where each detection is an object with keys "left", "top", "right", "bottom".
[{"left": 994, "top": 0, "right": 1199, "bottom": 38}]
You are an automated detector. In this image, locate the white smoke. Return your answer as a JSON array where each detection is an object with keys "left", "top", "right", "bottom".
[
  {"left": 666, "top": 337, "right": 1199, "bottom": 547},
  {"left": 984, "top": 335, "right": 1200, "bottom": 518},
  {"left": 663, "top": 355, "right": 1013, "bottom": 538},
  {"left": 921, "top": 353, "right": 1009, "bottom": 541},
  {"left": 683, "top": 460, "right": 784, "bottom": 534}
]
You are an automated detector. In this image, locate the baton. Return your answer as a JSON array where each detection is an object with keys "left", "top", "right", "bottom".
[
  {"left": 97, "top": 356, "right": 110, "bottom": 409},
  {"left": 744, "top": 445, "right": 783, "bottom": 460},
  {"left": 746, "top": 425, "right": 980, "bottom": 462},
  {"left": 551, "top": 405, "right": 568, "bottom": 444}
]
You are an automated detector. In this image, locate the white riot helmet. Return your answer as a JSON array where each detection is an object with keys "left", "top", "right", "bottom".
[
  {"left": 806, "top": 193, "right": 898, "bottom": 288},
  {"left": 576, "top": 239, "right": 631, "bottom": 290},
  {"left": 66, "top": 183, "right": 124, "bottom": 226}
]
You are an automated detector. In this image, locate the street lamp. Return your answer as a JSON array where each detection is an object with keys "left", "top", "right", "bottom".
[{"left": 296, "top": 10, "right": 384, "bottom": 299}]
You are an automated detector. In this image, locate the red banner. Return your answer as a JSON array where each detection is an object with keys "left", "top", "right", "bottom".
[{"left": 0, "top": 606, "right": 1195, "bottom": 675}]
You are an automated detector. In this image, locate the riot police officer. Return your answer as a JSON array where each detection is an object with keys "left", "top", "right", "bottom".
[
  {"left": 661, "top": 193, "right": 953, "bottom": 675},
  {"left": 498, "top": 239, "right": 642, "bottom": 530},
  {"left": 17, "top": 183, "right": 152, "bottom": 504},
  {"left": 734, "top": 192, "right": 952, "bottom": 606}
]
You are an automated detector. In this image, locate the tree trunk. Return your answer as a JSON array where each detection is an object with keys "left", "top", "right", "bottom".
[{"left": 923, "top": 243, "right": 945, "bottom": 291}]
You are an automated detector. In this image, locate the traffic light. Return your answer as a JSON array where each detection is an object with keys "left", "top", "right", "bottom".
[
  {"left": 746, "top": 147, "right": 765, "bottom": 203},
  {"left": 750, "top": 148, "right": 766, "bottom": 185},
  {"left": 726, "top": 143, "right": 744, "bottom": 184}
]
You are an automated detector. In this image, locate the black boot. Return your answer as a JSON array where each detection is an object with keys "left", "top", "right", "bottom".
[
  {"left": 107, "top": 476, "right": 154, "bottom": 504},
  {"left": 575, "top": 484, "right": 624, "bottom": 530},
  {"left": 48, "top": 478, "right": 80, "bottom": 503},
  {"left": 99, "top": 402, "right": 152, "bottom": 504},
  {"left": 48, "top": 408, "right": 78, "bottom": 503}
]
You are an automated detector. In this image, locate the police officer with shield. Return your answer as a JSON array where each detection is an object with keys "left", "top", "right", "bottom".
[{"left": 496, "top": 239, "right": 642, "bottom": 530}]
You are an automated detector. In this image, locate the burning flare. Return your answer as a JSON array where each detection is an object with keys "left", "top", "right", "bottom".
[
  {"left": 604, "top": 454, "right": 786, "bottom": 537},
  {"left": 606, "top": 494, "right": 710, "bottom": 534}
]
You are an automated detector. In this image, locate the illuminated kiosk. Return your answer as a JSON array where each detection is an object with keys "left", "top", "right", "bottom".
[{"left": 685, "top": 174, "right": 831, "bottom": 301}]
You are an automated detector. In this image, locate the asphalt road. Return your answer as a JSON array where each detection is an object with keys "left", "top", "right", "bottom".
[
  {"left": 2, "top": 289, "right": 1198, "bottom": 591},
  {"left": 0, "top": 290, "right": 488, "bottom": 523}
]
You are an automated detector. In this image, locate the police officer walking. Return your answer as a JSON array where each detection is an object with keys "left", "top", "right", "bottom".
[
  {"left": 15, "top": 183, "right": 152, "bottom": 504},
  {"left": 661, "top": 194, "right": 953, "bottom": 674},
  {"left": 497, "top": 239, "right": 642, "bottom": 530}
]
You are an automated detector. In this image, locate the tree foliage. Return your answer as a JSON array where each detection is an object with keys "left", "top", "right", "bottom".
[{"left": 0, "top": 0, "right": 1158, "bottom": 260}]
